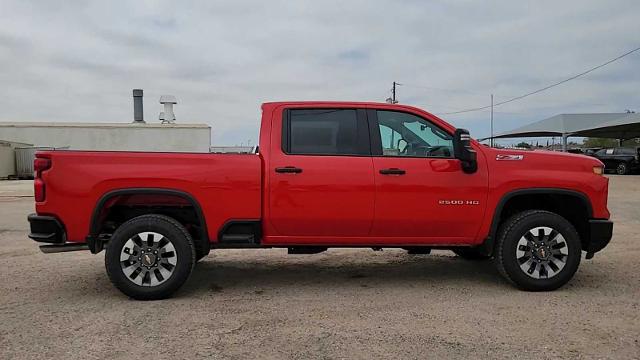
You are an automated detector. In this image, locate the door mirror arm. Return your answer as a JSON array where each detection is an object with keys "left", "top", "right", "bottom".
[{"left": 453, "top": 128, "right": 478, "bottom": 174}]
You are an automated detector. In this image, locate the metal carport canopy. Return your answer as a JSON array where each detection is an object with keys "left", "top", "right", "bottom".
[
  {"left": 572, "top": 113, "right": 640, "bottom": 140},
  {"left": 481, "top": 113, "right": 640, "bottom": 150},
  {"left": 485, "top": 113, "right": 630, "bottom": 140}
]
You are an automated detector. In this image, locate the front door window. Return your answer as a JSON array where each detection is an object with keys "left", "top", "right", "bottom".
[{"left": 377, "top": 110, "right": 453, "bottom": 158}]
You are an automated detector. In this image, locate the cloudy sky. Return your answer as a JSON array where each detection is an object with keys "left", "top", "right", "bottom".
[{"left": 1, "top": 0, "right": 638, "bottom": 145}]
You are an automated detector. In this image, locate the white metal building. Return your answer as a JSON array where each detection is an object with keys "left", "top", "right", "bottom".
[
  {"left": 210, "top": 146, "right": 255, "bottom": 153},
  {"left": 0, "top": 90, "right": 213, "bottom": 178},
  {"left": 0, "top": 140, "right": 32, "bottom": 178},
  {"left": 0, "top": 122, "right": 211, "bottom": 152}
]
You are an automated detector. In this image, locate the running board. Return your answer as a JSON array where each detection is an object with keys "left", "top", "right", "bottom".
[{"left": 40, "top": 244, "right": 89, "bottom": 253}]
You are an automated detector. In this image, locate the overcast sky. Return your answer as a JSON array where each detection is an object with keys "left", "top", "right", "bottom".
[{"left": 1, "top": 0, "right": 638, "bottom": 145}]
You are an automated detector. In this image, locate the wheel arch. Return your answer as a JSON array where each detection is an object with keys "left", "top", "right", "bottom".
[
  {"left": 482, "top": 188, "right": 593, "bottom": 256},
  {"left": 87, "top": 188, "right": 209, "bottom": 254}
]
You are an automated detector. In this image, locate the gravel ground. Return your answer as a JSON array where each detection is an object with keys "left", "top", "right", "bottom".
[{"left": 1, "top": 177, "right": 639, "bottom": 359}]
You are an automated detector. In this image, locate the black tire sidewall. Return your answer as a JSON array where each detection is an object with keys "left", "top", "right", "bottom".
[
  {"left": 617, "top": 162, "right": 627, "bottom": 175},
  {"left": 105, "top": 215, "right": 195, "bottom": 300},
  {"left": 499, "top": 212, "right": 581, "bottom": 291}
]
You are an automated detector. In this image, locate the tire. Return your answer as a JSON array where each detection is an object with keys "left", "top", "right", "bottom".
[
  {"left": 494, "top": 210, "right": 581, "bottom": 291},
  {"left": 105, "top": 214, "right": 196, "bottom": 300},
  {"left": 452, "top": 248, "right": 490, "bottom": 260},
  {"left": 616, "top": 162, "right": 628, "bottom": 175}
]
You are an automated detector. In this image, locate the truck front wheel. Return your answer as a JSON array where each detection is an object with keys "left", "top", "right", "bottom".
[
  {"left": 494, "top": 210, "right": 581, "bottom": 291},
  {"left": 105, "top": 214, "right": 196, "bottom": 300}
]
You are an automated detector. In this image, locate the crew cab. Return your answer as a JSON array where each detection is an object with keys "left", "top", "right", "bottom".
[{"left": 28, "top": 102, "right": 613, "bottom": 299}]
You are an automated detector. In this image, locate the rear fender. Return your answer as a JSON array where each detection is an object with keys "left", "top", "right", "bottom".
[{"left": 87, "top": 188, "right": 209, "bottom": 253}]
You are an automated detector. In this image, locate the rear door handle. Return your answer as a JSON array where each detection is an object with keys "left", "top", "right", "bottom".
[
  {"left": 379, "top": 168, "right": 406, "bottom": 175},
  {"left": 275, "top": 166, "right": 303, "bottom": 174}
]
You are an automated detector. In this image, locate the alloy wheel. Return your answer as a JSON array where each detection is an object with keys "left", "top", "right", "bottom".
[
  {"left": 120, "top": 231, "right": 177, "bottom": 286},
  {"left": 516, "top": 226, "right": 569, "bottom": 279}
]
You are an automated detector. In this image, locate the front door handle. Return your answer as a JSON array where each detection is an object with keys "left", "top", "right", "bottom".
[
  {"left": 275, "top": 166, "right": 303, "bottom": 174},
  {"left": 379, "top": 168, "right": 406, "bottom": 175}
]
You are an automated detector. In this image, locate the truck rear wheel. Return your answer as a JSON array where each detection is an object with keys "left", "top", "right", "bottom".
[
  {"left": 105, "top": 214, "right": 195, "bottom": 300},
  {"left": 494, "top": 210, "right": 581, "bottom": 291}
]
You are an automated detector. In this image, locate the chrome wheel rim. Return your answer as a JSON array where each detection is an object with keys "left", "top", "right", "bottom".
[
  {"left": 516, "top": 226, "right": 568, "bottom": 279},
  {"left": 120, "top": 232, "right": 177, "bottom": 286}
]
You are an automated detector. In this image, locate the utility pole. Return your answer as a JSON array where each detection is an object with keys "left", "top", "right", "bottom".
[
  {"left": 386, "top": 82, "right": 400, "bottom": 104},
  {"left": 392, "top": 81, "right": 397, "bottom": 104},
  {"left": 490, "top": 94, "right": 494, "bottom": 148}
]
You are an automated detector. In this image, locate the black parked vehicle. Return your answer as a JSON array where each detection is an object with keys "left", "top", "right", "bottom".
[
  {"left": 591, "top": 147, "right": 640, "bottom": 175},
  {"left": 583, "top": 147, "right": 603, "bottom": 156}
]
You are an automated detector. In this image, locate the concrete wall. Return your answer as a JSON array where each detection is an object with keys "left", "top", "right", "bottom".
[{"left": 0, "top": 122, "right": 211, "bottom": 152}]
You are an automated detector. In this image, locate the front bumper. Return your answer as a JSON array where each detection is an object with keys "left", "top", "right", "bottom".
[
  {"left": 584, "top": 219, "right": 613, "bottom": 259},
  {"left": 28, "top": 213, "right": 66, "bottom": 244}
]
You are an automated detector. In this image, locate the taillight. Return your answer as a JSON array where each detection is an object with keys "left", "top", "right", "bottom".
[
  {"left": 34, "top": 156, "right": 51, "bottom": 202},
  {"left": 34, "top": 178, "right": 45, "bottom": 202},
  {"left": 34, "top": 157, "right": 51, "bottom": 175}
]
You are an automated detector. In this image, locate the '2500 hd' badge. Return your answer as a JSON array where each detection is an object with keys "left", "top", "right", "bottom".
[{"left": 439, "top": 200, "right": 480, "bottom": 205}]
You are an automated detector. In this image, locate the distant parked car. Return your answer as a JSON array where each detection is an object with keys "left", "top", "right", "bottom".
[{"left": 591, "top": 147, "right": 640, "bottom": 175}]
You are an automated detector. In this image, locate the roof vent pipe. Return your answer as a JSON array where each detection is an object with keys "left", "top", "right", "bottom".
[
  {"left": 159, "top": 95, "right": 177, "bottom": 124},
  {"left": 132, "top": 89, "right": 145, "bottom": 123}
]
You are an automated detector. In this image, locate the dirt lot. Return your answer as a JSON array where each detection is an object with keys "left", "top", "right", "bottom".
[{"left": 1, "top": 177, "right": 639, "bottom": 359}]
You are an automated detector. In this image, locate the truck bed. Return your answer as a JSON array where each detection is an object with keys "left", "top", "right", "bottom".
[{"left": 36, "top": 150, "right": 262, "bottom": 243}]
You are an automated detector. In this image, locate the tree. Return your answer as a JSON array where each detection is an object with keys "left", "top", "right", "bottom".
[
  {"left": 583, "top": 138, "right": 617, "bottom": 148},
  {"left": 583, "top": 137, "right": 640, "bottom": 148},
  {"left": 515, "top": 142, "right": 532, "bottom": 149}
]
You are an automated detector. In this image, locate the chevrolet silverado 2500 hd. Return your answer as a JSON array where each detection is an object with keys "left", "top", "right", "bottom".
[{"left": 28, "top": 102, "right": 613, "bottom": 299}]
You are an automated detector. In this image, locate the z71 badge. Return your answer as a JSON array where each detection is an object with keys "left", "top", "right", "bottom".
[{"left": 496, "top": 154, "right": 524, "bottom": 161}]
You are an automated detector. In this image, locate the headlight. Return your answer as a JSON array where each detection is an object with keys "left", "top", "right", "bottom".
[{"left": 593, "top": 165, "right": 604, "bottom": 175}]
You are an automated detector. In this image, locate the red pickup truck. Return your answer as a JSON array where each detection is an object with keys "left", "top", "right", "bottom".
[{"left": 28, "top": 101, "right": 613, "bottom": 299}]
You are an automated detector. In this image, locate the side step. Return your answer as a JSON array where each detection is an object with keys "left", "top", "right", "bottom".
[
  {"left": 217, "top": 220, "right": 261, "bottom": 248},
  {"left": 220, "top": 234, "right": 255, "bottom": 243},
  {"left": 217, "top": 234, "right": 261, "bottom": 248}
]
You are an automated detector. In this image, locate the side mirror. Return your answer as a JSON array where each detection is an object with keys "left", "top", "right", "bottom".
[{"left": 453, "top": 128, "right": 477, "bottom": 174}]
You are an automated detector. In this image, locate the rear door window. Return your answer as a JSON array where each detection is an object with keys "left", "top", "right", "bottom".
[
  {"left": 283, "top": 109, "right": 369, "bottom": 155},
  {"left": 615, "top": 148, "right": 634, "bottom": 155}
]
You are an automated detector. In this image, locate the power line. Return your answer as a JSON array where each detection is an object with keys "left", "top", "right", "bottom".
[
  {"left": 401, "top": 83, "right": 492, "bottom": 97},
  {"left": 439, "top": 46, "right": 640, "bottom": 115}
]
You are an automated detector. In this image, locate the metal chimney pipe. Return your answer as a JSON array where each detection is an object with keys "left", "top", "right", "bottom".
[{"left": 132, "top": 89, "right": 145, "bottom": 123}]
